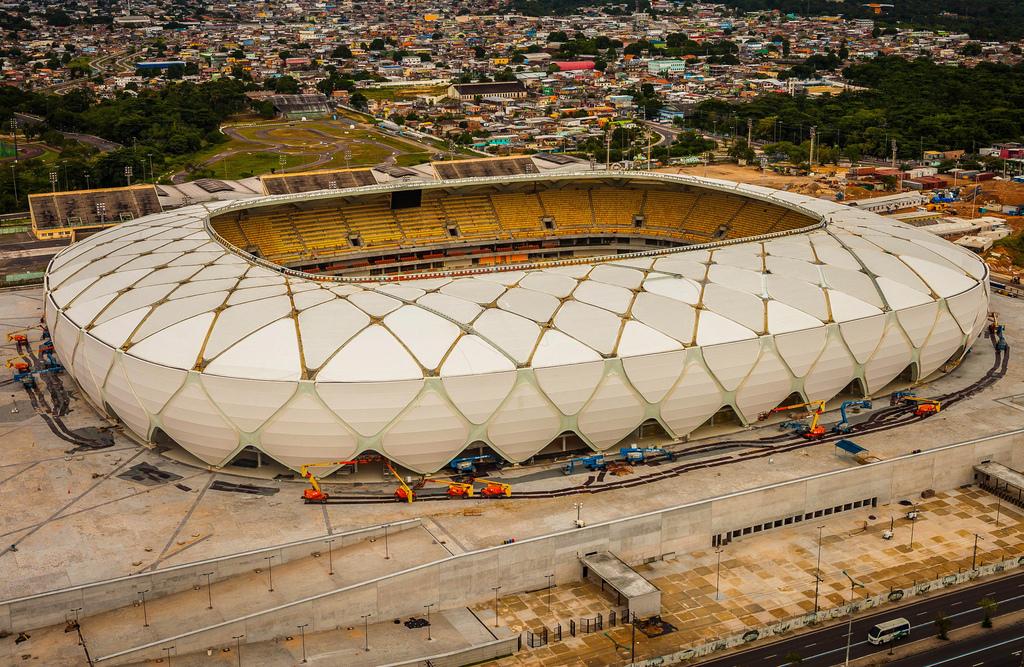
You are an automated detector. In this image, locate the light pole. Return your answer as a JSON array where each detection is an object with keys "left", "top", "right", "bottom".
[
  {"left": 813, "top": 525, "right": 825, "bottom": 620},
  {"left": 264, "top": 555, "right": 276, "bottom": 591},
  {"left": 10, "top": 118, "right": 18, "bottom": 163},
  {"left": 384, "top": 523, "right": 390, "bottom": 560},
  {"left": 162, "top": 645, "right": 174, "bottom": 666},
  {"left": 147, "top": 153, "right": 153, "bottom": 183},
  {"left": 972, "top": 533, "right": 984, "bottom": 570},
  {"left": 139, "top": 589, "right": 150, "bottom": 627},
  {"left": 573, "top": 501, "right": 583, "bottom": 527},
  {"left": 10, "top": 163, "right": 17, "bottom": 205},
  {"left": 714, "top": 546, "right": 724, "bottom": 600},
  {"left": 995, "top": 496, "right": 1002, "bottom": 528},
  {"left": 84, "top": 172, "right": 90, "bottom": 190},
  {"left": 361, "top": 613, "right": 371, "bottom": 651},
  {"left": 297, "top": 623, "right": 308, "bottom": 663},
  {"left": 545, "top": 573, "right": 555, "bottom": 612},
  {"left": 424, "top": 603, "right": 434, "bottom": 641},
  {"left": 325, "top": 538, "right": 336, "bottom": 575},
  {"left": 124, "top": 165, "right": 132, "bottom": 186},
  {"left": 232, "top": 634, "right": 244, "bottom": 667},
  {"left": 96, "top": 202, "right": 106, "bottom": 223},
  {"left": 491, "top": 585, "right": 502, "bottom": 627},
  {"left": 201, "top": 571, "right": 214, "bottom": 609},
  {"left": 49, "top": 171, "right": 58, "bottom": 193},
  {"left": 841, "top": 570, "right": 864, "bottom": 667},
  {"left": 908, "top": 504, "right": 918, "bottom": 550}
]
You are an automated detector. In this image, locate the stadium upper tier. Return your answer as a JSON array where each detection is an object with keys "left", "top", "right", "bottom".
[
  {"left": 44, "top": 173, "right": 990, "bottom": 474},
  {"left": 208, "top": 177, "right": 816, "bottom": 269}
]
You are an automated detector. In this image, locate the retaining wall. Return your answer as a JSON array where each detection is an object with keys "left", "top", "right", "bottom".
[{"left": 377, "top": 636, "right": 521, "bottom": 667}]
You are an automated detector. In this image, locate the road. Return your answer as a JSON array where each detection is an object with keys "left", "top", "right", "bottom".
[
  {"left": 886, "top": 624, "right": 1024, "bottom": 666},
  {"left": 697, "top": 568, "right": 1024, "bottom": 666}
]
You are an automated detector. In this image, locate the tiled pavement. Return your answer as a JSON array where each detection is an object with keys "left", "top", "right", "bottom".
[{"left": 474, "top": 488, "right": 1024, "bottom": 666}]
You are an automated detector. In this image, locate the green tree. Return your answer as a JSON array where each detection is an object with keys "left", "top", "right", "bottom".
[
  {"left": 979, "top": 597, "right": 998, "bottom": 628},
  {"left": 934, "top": 612, "right": 951, "bottom": 640}
]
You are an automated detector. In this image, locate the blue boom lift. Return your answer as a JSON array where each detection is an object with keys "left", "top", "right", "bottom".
[
  {"left": 561, "top": 454, "right": 607, "bottom": 475},
  {"left": 832, "top": 400, "right": 872, "bottom": 433},
  {"left": 619, "top": 447, "right": 676, "bottom": 465}
]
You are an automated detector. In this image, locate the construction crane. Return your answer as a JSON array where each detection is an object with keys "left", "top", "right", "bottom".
[
  {"left": 6, "top": 328, "right": 36, "bottom": 354},
  {"left": 833, "top": 400, "right": 872, "bottom": 433},
  {"left": 448, "top": 454, "right": 497, "bottom": 475},
  {"left": 561, "top": 454, "right": 607, "bottom": 475},
  {"left": 475, "top": 479, "right": 512, "bottom": 498},
  {"left": 889, "top": 390, "right": 941, "bottom": 416},
  {"left": 758, "top": 400, "right": 827, "bottom": 438},
  {"left": 619, "top": 447, "right": 676, "bottom": 465},
  {"left": 300, "top": 456, "right": 381, "bottom": 503}
]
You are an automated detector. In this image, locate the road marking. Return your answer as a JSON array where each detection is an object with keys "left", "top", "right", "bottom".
[
  {"left": 921, "top": 633, "right": 1024, "bottom": 666},
  {"left": 951, "top": 601, "right": 962, "bottom": 606},
  {"left": 804, "top": 643, "right": 815, "bottom": 647},
  {"left": 917, "top": 611, "right": 929, "bottom": 616}
]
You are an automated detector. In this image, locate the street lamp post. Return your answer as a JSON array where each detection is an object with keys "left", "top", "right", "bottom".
[
  {"left": 424, "top": 603, "right": 434, "bottom": 641},
  {"left": 232, "top": 634, "right": 244, "bottom": 667},
  {"left": 841, "top": 570, "right": 864, "bottom": 667},
  {"left": 139, "top": 589, "right": 150, "bottom": 627},
  {"left": 264, "top": 555, "right": 276, "bottom": 592},
  {"left": 162, "top": 645, "right": 174, "bottom": 666},
  {"left": 545, "top": 573, "right": 555, "bottom": 612},
  {"left": 201, "top": 571, "right": 214, "bottom": 609},
  {"left": 491, "top": 585, "right": 502, "bottom": 627},
  {"left": 972, "top": 533, "right": 984, "bottom": 570},
  {"left": 297, "top": 623, "right": 308, "bottom": 663},
  {"left": 124, "top": 165, "right": 133, "bottom": 186},
  {"left": 361, "top": 613, "right": 372, "bottom": 651},
  {"left": 384, "top": 523, "right": 390, "bottom": 560},
  {"left": 908, "top": 505, "right": 918, "bottom": 550},
  {"left": 813, "top": 525, "right": 825, "bottom": 620},
  {"left": 10, "top": 164, "right": 17, "bottom": 205},
  {"left": 573, "top": 501, "right": 583, "bottom": 527},
  {"left": 714, "top": 546, "right": 724, "bottom": 601},
  {"left": 325, "top": 538, "right": 336, "bottom": 575},
  {"left": 49, "top": 171, "right": 58, "bottom": 193}
]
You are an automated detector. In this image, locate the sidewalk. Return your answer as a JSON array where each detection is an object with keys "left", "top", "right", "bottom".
[{"left": 475, "top": 487, "right": 1024, "bottom": 666}]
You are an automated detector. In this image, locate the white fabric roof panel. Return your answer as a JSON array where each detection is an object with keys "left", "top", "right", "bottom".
[{"left": 43, "top": 172, "right": 988, "bottom": 473}]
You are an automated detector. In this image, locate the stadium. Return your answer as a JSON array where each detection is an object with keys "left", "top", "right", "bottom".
[{"left": 42, "top": 171, "right": 991, "bottom": 474}]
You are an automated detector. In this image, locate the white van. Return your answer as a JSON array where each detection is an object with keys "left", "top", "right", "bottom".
[{"left": 867, "top": 617, "right": 911, "bottom": 645}]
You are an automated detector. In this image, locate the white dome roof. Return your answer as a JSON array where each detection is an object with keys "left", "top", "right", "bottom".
[{"left": 44, "top": 173, "right": 990, "bottom": 473}]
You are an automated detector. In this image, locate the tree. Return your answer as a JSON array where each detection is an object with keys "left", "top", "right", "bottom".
[
  {"left": 979, "top": 597, "right": 998, "bottom": 628},
  {"left": 271, "top": 75, "right": 300, "bottom": 94},
  {"left": 332, "top": 44, "right": 352, "bottom": 59},
  {"left": 782, "top": 651, "right": 803, "bottom": 665},
  {"left": 960, "top": 42, "right": 983, "bottom": 56},
  {"left": 548, "top": 31, "right": 569, "bottom": 42},
  {"left": 369, "top": 38, "right": 386, "bottom": 51},
  {"left": 729, "top": 138, "right": 756, "bottom": 162},
  {"left": 934, "top": 612, "right": 951, "bottom": 640}
]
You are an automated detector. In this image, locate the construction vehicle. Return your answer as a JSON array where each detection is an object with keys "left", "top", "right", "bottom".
[
  {"left": 420, "top": 478, "right": 475, "bottom": 498},
  {"left": 619, "top": 447, "right": 676, "bottom": 465},
  {"left": 561, "top": 454, "right": 607, "bottom": 475},
  {"left": 833, "top": 400, "right": 872, "bottom": 433},
  {"left": 6, "top": 329, "right": 33, "bottom": 354},
  {"left": 889, "top": 390, "right": 941, "bottom": 416},
  {"left": 475, "top": 479, "right": 512, "bottom": 498},
  {"left": 448, "top": 454, "right": 497, "bottom": 475},
  {"left": 989, "top": 314, "right": 1008, "bottom": 352},
  {"left": 300, "top": 456, "right": 381, "bottom": 503},
  {"left": 758, "top": 400, "right": 827, "bottom": 438},
  {"left": 387, "top": 460, "right": 416, "bottom": 503}
]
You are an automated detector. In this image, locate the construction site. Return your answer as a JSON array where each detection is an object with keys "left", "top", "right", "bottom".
[{"left": 0, "top": 164, "right": 1021, "bottom": 666}]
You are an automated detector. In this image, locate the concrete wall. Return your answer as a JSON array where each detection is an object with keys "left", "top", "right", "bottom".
[
  {"left": 75, "top": 429, "right": 1024, "bottom": 663},
  {"left": 377, "top": 636, "right": 521, "bottom": 667},
  {"left": 0, "top": 519, "right": 420, "bottom": 636}
]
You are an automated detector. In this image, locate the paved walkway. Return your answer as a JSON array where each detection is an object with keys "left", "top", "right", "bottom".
[
  {"left": 122, "top": 607, "right": 499, "bottom": 667},
  {"left": 475, "top": 487, "right": 1024, "bottom": 666}
]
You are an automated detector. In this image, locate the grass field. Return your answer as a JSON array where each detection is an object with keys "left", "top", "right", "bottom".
[{"left": 205, "top": 152, "right": 311, "bottom": 180}]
